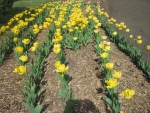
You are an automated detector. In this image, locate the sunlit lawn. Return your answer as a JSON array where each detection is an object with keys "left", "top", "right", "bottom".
[{"left": 0, "top": 0, "right": 52, "bottom": 26}]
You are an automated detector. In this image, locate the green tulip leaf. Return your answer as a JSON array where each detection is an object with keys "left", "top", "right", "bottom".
[{"left": 103, "top": 97, "right": 112, "bottom": 105}]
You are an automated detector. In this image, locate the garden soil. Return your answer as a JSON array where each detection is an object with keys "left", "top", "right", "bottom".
[{"left": 1, "top": 1, "right": 150, "bottom": 113}]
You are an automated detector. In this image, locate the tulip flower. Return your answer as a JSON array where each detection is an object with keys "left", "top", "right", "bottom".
[
  {"left": 33, "top": 42, "right": 39, "bottom": 47},
  {"left": 13, "top": 37, "right": 18, "bottom": 42},
  {"left": 113, "top": 70, "right": 122, "bottom": 79},
  {"left": 105, "top": 62, "right": 114, "bottom": 70},
  {"left": 56, "top": 64, "right": 69, "bottom": 77},
  {"left": 15, "top": 46, "right": 23, "bottom": 54},
  {"left": 122, "top": 88, "right": 135, "bottom": 99},
  {"left": 100, "top": 52, "right": 108, "bottom": 59},
  {"left": 126, "top": 28, "right": 130, "bottom": 32},
  {"left": 73, "top": 37, "right": 78, "bottom": 41},
  {"left": 30, "top": 46, "right": 37, "bottom": 52},
  {"left": 22, "top": 38, "right": 30, "bottom": 45},
  {"left": 94, "top": 29, "right": 99, "bottom": 34},
  {"left": 122, "top": 88, "right": 135, "bottom": 113},
  {"left": 103, "top": 46, "right": 110, "bottom": 52},
  {"left": 147, "top": 45, "right": 150, "bottom": 50},
  {"left": 137, "top": 35, "right": 141, "bottom": 39},
  {"left": 13, "top": 65, "right": 26, "bottom": 75},
  {"left": 112, "top": 31, "right": 117, "bottom": 36},
  {"left": 19, "top": 55, "right": 28, "bottom": 62},
  {"left": 129, "top": 35, "right": 133, "bottom": 38},
  {"left": 54, "top": 61, "right": 61, "bottom": 68},
  {"left": 105, "top": 78, "right": 118, "bottom": 88},
  {"left": 101, "top": 35, "right": 107, "bottom": 40},
  {"left": 53, "top": 44, "right": 61, "bottom": 54},
  {"left": 136, "top": 39, "right": 142, "bottom": 44}
]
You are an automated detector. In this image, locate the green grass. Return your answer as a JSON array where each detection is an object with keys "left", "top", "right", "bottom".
[{"left": 0, "top": 0, "right": 52, "bottom": 26}]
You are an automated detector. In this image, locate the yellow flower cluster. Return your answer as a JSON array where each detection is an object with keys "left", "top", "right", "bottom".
[
  {"left": 108, "top": 18, "right": 116, "bottom": 25},
  {"left": 53, "top": 43, "right": 61, "bottom": 54},
  {"left": 99, "top": 41, "right": 111, "bottom": 52},
  {"left": 115, "top": 22, "right": 127, "bottom": 31},
  {"left": 67, "top": 7, "right": 89, "bottom": 30},
  {"left": 135, "top": 35, "right": 142, "bottom": 44},
  {"left": 97, "top": 8, "right": 109, "bottom": 18},
  {"left": 33, "top": 24, "right": 40, "bottom": 34},
  {"left": 52, "top": 29, "right": 63, "bottom": 44}
]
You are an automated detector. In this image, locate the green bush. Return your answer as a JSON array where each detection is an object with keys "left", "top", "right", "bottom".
[{"left": 0, "top": 0, "right": 14, "bottom": 16}]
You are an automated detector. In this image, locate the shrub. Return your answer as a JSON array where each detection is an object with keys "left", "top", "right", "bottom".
[{"left": 0, "top": 0, "right": 14, "bottom": 17}]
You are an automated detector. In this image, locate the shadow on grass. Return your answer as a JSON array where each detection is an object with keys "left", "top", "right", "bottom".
[{"left": 0, "top": 7, "right": 28, "bottom": 26}]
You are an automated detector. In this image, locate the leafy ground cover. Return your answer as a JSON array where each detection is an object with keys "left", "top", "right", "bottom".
[{"left": 0, "top": 0, "right": 150, "bottom": 113}]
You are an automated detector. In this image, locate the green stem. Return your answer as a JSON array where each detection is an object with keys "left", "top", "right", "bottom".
[{"left": 128, "top": 99, "right": 130, "bottom": 113}]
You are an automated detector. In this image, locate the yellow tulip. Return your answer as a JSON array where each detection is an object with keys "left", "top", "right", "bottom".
[
  {"left": 122, "top": 88, "right": 135, "bottom": 99},
  {"left": 97, "top": 22, "right": 101, "bottom": 27},
  {"left": 129, "top": 35, "right": 133, "bottom": 38},
  {"left": 30, "top": 46, "right": 37, "bottom": 52},
  {"left": 53, "top": 44, "right": 61, "bottom": 54},
  {"left": 113, "top": 70, "right": 122, "bottom": 79},
  {"left": 34, "top": 24, "right": 38, "bottom": 29},
  {"left": 52, "top": 38, "right": 59, "bottom": 44},
  {"left": 39, "top": 25, "right": 43, "bottom": 30},
  {"left": 73, "top": 37, "right": 78, "bottom": 41},
  {"left": 13, "top": 65, "right": 26, "bottom": 75},
  {"left": 126, "top": 28, "right": 130, "bottom": 32},
  {"left": 15, "top": 46, "right": 23, "bottom": 54},
  {"left": 74, "top": 27, "right": 79, "bottom": 30},
  {"left": 101, "top": 36, "right": 107, "bottom": 40},
  {"left": 22, "top": 38, "right": 30, "bottom": 45},
  {"left": 112, "top": 31, "right": 117, "bottom": 36},
  {"left": 105, "top": 78, "right": 118, "bottom": 88},
  {"left": 54, "top": 61, "right": 61, "bottom": 68},
  {"left": 146, "top": 45, "right": 150, "bottom": 50},
  {"left": 104, "top": 46, "right": 110, "bottom": 52},
  {"left": 54, "top": 20, "right": 61, "bottom": 27},
  {"left": 13, "top": 37, "right": 18, "bottom": 42},
  {"left": 94, "top": 29, "right": 100, "bottom": 34},
  {"left": 105, "top": 62, "right": 114, "bottom": 70},
  {"left": 118, "top": 27, "right": 123, "bottom": 31},
  {"left": 99, "top": 43, "right": 104, "bottom": 49},
  {"left": 33, "top": 42, "right": 38, "bottom": 47},
  {"left": 56, "top": 64, "right": 69, "bottom": 73},
  {"left": 69, "top": 28, "right": 73, "bottom": 32},
  {"left": 136, "top": 39, "right": 142, "bottom": 44},
  {"left": 62, "top": 25, "right": 67, "bottom": 29},
  {"left": 19, "top": 55, "right": 28, "bottom": 62},
  {"left": 100, "top": 52, "right": 108, "bottom": 59},
  {"left": 33, "top": 28, "right": 40, "bottom": 34},
  {"left": 104, "top": 41, "right": 111, "bottom": 46},
  {"left": 122, "top": 25, "right": 127, "bottom": 29},
  {"left": 137, "top": 35, "right": 141, "bottom": 39}
]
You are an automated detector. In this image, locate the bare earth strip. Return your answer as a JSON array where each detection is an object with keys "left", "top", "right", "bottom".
[{"left": 65, "top": 40, "right": 109, "bottom": 113}]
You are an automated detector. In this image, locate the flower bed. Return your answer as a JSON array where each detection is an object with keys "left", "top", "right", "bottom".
[{"left": 0, "top": 0, "right": 150, "bottom": 113}]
